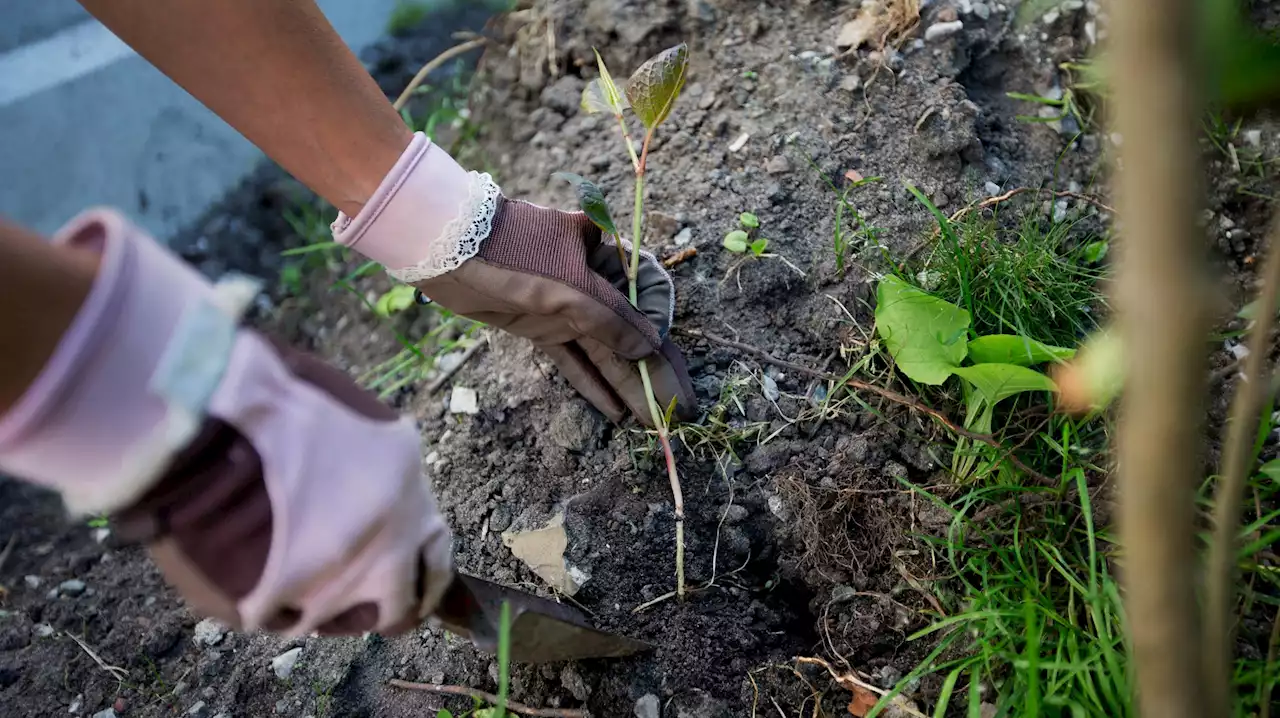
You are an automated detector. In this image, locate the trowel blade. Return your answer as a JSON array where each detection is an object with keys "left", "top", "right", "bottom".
[{"left": 432, "top": 573, "right": 651, "bottom": 663}]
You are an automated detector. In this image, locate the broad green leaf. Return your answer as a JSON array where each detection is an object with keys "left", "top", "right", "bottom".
[
  {"left": 952, "top": 363, "right": 1057, "bottom": 408},
  {"left": 436, "top": 711, "right": 454, "bottom": 718},
  {"left": 581, "top": 77, "right": 629, "bottom": 115},
  {"left": 740, "top": 212, "right": 760, "bottom": 228},
  {"left": 750, "top": 238, "right": 769, "bottom": 257},
  {"left": 375, "top": 285, "right": 417, "bottom": 317},
  {"left": 592, "top": 49, "right": 629, "bottom": 115},
  {"left": 1082, "top": 240, "right": 1109, "bottom": 264},
  {"left": 875, "top": 275, "right": 971, "bottom": 385},
  {"left": 625, "top": 43, "right": 689, "bottom": 130},
  {"left": 967, "top": 335, "right": 1075, "bottom": 366},
  {"left": 723, "top": 230, "right": 749, "bottom": 253},
  {"left": 1259, "top": 459, "right": 1280, "bottom": 483},
  {"left": 552, "top": 172, "right": 618, "bottom": 236}
]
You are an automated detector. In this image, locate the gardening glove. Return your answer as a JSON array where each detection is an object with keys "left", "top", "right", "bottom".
[
  {"left": 331, "top": 132, "right": 697, "bottom": 426},
  {"left": 0, "top": 209, "right": 452, "bottom": 637}
]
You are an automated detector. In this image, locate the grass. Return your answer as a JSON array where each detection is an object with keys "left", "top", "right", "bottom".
[
  {"left": 871, "top": 198, "right": 1280, "bottom": 717},
  {"left": 913, "top": 207, "right": 1106, "bottom": 348}
]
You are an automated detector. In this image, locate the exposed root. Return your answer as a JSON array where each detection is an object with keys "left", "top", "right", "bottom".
[
  {"left": 393, "top": 38, "right": 490, "bottom": 111},
  {"left": 389, "top": 679, "right": 586, "bottom": 717},
  {"left": 67, "top": 632, "right": 129, "bottom": 684}
]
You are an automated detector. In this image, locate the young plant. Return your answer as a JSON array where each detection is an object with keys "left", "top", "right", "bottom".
[
  {"left": 723, "top": 212, "right": 769, "bottom": 258},
  {"left": 572, "top": 44, "right": 692, "bottom": 598},
  {"left": 874, "top": 274, "right": 1074, "bottom": 477}
]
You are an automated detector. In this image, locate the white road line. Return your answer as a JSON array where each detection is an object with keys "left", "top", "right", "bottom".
[{"left": 0, "top": 19, "right": 135, "bottom": 107}]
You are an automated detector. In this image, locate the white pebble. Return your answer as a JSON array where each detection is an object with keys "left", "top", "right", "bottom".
[
  {"left": 448, "top": 387, "right": 479, "bottom": 415},
  {"left": 271, "top": 647, "right": 303, "bottom": 680},
  {"left": 924, "top": 20, "right": 964, "bottom": 42},
  {"left": 1231, "top": 343, "right": 1251, "bottom": 361},
  {"left": 728, "top": 133, "right": 750, "bottom": 152},
  {"left": 193, "top": 618, "right": 227, "bottom": 648},
  {"left": 24, "top": 575, "right": 40, "bottom": 589},
  {"left": 674, "top": 227, "right": 693, "bottom": 246},
  {"left": 985, "top": 181, "right": 1003, "bottom": 196},
  {"left": 1245, "top": 129, "right": 1263, "bottom": 148},
  {"left": 1042, "top": 9, "right": 1060, "bottom": 24},
  {"left": 35, "top": 623, "right": 55, "bottom": 638}
]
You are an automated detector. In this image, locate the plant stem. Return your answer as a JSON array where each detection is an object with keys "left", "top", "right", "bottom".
[
  {"left": 615, "top": 113, "right": 640, "bottom": 171},
  {"left": 1207, "top": 218, "right": 1280, "bottom": 709},
  {"left": 628, "top": 126, "right": 685, "bottom": 598}
]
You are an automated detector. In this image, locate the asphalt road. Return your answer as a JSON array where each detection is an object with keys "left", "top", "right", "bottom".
[{"left": 0, "top": 0, "right": 408, "bottom": 240}]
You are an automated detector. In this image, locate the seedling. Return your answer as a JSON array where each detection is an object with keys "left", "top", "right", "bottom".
[
  {"left": 572, "top": 44, "right": 693, "bottom": 598},
  {"left": 721, "top": 212, "right": 803, "bottom": 285}
]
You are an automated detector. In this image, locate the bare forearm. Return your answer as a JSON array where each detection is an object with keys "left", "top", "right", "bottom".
[
  {"left": 78, "top": 0, "right": 411, "bottom": 216},
  {"left": 0, "top": 220, "right": 100, "bottom": 414}
]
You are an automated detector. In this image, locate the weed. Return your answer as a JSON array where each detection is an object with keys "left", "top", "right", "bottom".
[{"left": 912, "top": 203, "right": 1106, "bottom": 348}]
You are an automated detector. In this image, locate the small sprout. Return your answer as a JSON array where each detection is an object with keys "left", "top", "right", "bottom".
[
  {"left": 739, "top": 212, "right": 760, "bottom": 229},
  {"left": 750, "top": 238, "right": 769, "bottom": 257},
  {"left": 626, "top": 43, "right": 689, "bottom": 130},
  {"left": 742, "top": 70, "right": 759, "bottom": 80},
  {"left": 553, "top": 172, "right": 619, "bottom": 235},
  {"left": 375, "top": 285, "right": 418, "bottom": 317},
  {"left": 724, "top": 230, "right": 750, "bottom": 253}
]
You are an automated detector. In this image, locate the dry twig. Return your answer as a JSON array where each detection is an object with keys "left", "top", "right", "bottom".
[
  {"left": 425, "top": 337, "right": 488, "bottom": 394},
  {"left": 795, "top": 656, "right": 928, "bottom": 718},
  {"left": 1111, "top": 0, "right": 1210, "bottom": 713},
  {"left": 66, "top": 632, "right": 129, "bottom": 684},
  {"left": 1207, "top": 218, "right": 1280, "bottom": 707},
  {"left": 393, "top": 38, "right": 489, "bottom": 111},
  {"left": 677, "top": 328, "right": 1059, "bottom": 486},
  {"left": 389, "top": 679, "right": 586, "bottom": 717}
]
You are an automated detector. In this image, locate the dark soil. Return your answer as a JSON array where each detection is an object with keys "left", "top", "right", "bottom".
[{"left": 4, "top": 1, "right": 1279, "bottom": 717}]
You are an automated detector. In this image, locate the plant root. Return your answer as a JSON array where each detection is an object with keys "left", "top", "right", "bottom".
[
  {"left": 393, "top": 37, "right": 489, "bottom": 111},
  {"left": 389, "top": 679, "right": 587, "bottom": 717}
]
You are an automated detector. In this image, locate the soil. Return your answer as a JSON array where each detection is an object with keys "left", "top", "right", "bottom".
[{"left": 4, "top": 1, "right": 1280, "bottom": 717}]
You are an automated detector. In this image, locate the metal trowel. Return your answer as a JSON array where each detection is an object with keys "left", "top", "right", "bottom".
[{"left": 432, "top": 572, "right": 651, "bottom": 663}]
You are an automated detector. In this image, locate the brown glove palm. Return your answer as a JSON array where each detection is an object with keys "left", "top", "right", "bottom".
[{"left": 415, "top": 198, "right": 696, "bottom": 426}]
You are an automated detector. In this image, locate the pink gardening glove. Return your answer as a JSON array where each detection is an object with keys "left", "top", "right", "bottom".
[{"left": 0, "top": 209, "right": 451, "bottom": 635}]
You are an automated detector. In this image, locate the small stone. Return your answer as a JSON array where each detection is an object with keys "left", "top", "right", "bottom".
[
  {"left": 832, "top": 584, "right": 857, "bottom": 602},
  {"left": 1245, "top": 129, "right": 1263, "bottom": 148},
  {"left": 188, "top": 701, "right": 207, "bottom": 717},
  {"left": 69, "top": 694, "right": 83, "bottom": 714},
  {"left": 924, "top": 20, "right": 964, "bottom": 41},
  {"left": 1042, "top": 8, "right": 1060, "bottom": 24},
  {"left": 193, "top": 618, "right": 227, "bottom": 648},
  {"left": 548, "top": 400, "right": 604, "bottom": 452},
  {"left": 767, "top": 494, "right": 790, "bottom": 521},
  {"left": 984, "top": 181, "right": 1002, "bottom": 197},
  {"left": 728, "top": 133, "right": 750, "bottom": 152},
  {"left": 698, "top": 90, "right": 717, "bottom": 110},
  {"left": 673, "top": 227, "right": 693, "bottom": 246},
  {"left": 761, "top": 375, "right": 780, "bottom": 402},
  {"left": 92, "top": 710, "right": 117, "bottom": 718},
  {"left": 47, "top": 588, "right": 60, "bottom": 601},
  {"left": 489, "top": 505, "right": 513, "bottom": 533},
  {"left": 35, "top": 623, "right": 55, "bottom": 638},
  {"left": 1062, "top": 0, "right": 1083, "bottom": 11},
  {"left": 635, "top": 694, "right": 661, "bottom": 718},
  {"left": 1053, "top": 199, "right": 1069, "bottom": 223},
  {"left": 58, "top": 579, "right": 86, "bottom": 597},
  {"left": 883, "top": 461, "right": 909, "bottom": 479},
  {"left": 93, "top": 528, "right": 111, "bottom": 544},
  {"left": 559, "top": 665, "right": 591, "bottom": 701},
  {"left": 271, "top": 647, "right": 303, "bottom": 680},
  {"left": 1230, "top": 343, "right": 1251, "bottom": 361},
  {"left": 1084, "top": 19, "right": 1097, "bottom": 44},
  {"left": 448, "top": 387, "right": 479, "bottom": 415},
  {"left": 24, "top": 575, "right": 40, "bottom": 589},
  {"left": 275, "top": 699, "right": 289, "bottom": 715},
  {"left": 839, "top": 74, "right": 862, "bottom": 93},
  {"left": 936, "top": 6, "right": 959, "bottom": 22},
  {"left": 765, "top": 155, "right": 791, "bottom": 174},
  {"left": 972, "top": 2, "right": 991, "bottom": 19},
  {"left": 723, "top": 505, "right": 750, "bottom": 524}
]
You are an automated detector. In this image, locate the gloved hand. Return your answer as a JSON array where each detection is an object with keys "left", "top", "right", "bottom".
[
  {"left": 332, "top": 133, "right": 697, "bottom": 425},
  {"left": 0, "top": 209, "right": 450, "bottom": 636}
]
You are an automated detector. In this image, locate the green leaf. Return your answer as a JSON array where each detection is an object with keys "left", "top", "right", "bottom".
[
  {"left": 966, "top": 335, "right": 1075, "bottom": 366},
  {"left": 552, "top": 172, "right": 619, "bottom": 235},
  {"left": 590, "top": 49, "right": 629, "bottom": 115},
  {"left": 739, "top": 212, "right": 760, "bottom": 229},
  {"left": 1259, "top": 459, "right": 1280, "bottom": 483},
  {"left": 436, "top": 711, "right": 454, "bottom": 718},
  {"left": 952, "top": 363, "right": 1057, "bottom": 408},
  {"left": 375, "top": 285, "right": 418, "bottom": 317},
  {"left": 750, "top": 238, "right": 769, "bottom": 257},
  {"left": 723, "top": 230, "right": 749, "bottom": 253},
  {"left": 1082, "top": 240, "right": 1109, "bottom": 264},
  {"left": 625, "top": 43, "right": 689, "bottom": 130},
  {"left": 875, "top": 275, "right": 971, "bottom": 385}
]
